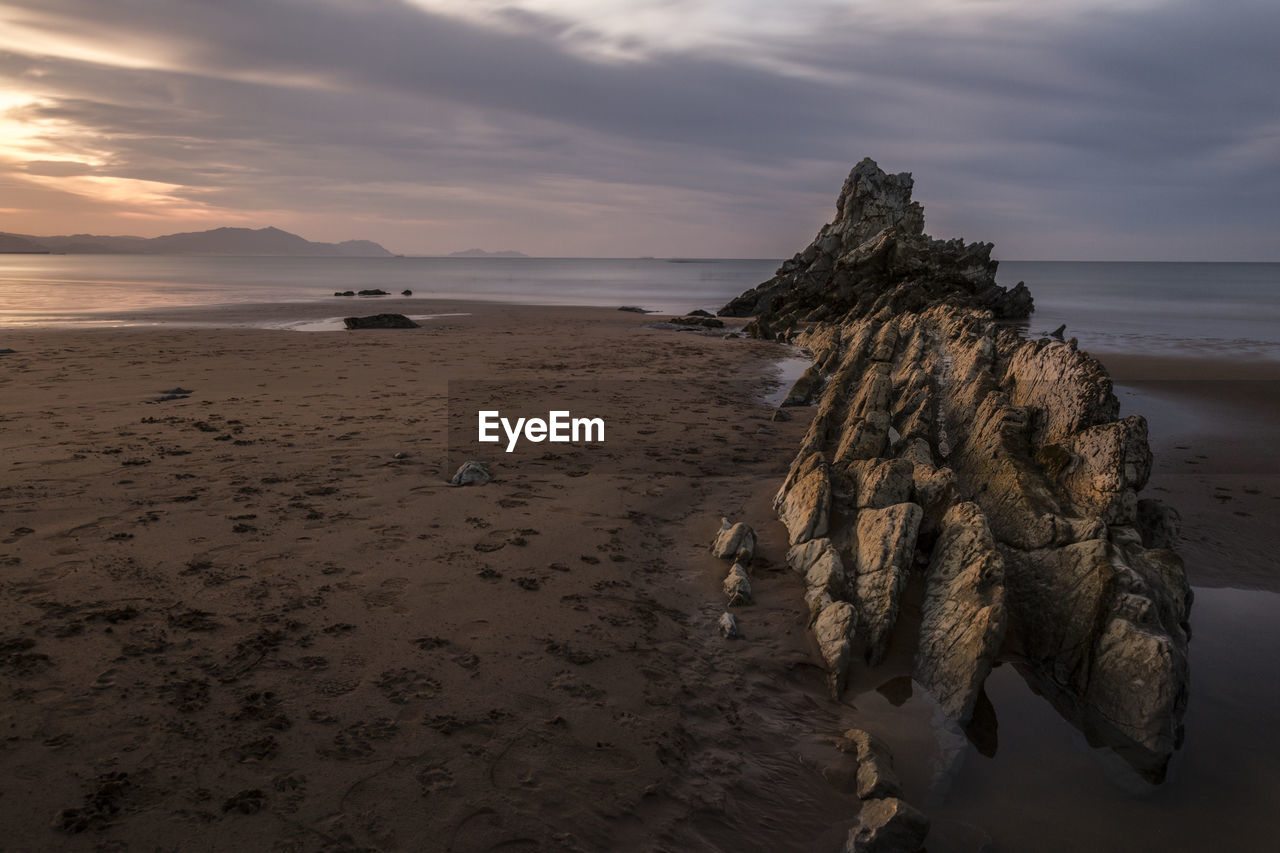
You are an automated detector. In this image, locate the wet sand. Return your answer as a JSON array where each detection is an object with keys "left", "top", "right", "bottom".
[
  {"left": 0, "top": 302, "right": 864, "bottom": 851},
  {"left": 1104, "top": 352, "right": 1280, "bottom": 592}
]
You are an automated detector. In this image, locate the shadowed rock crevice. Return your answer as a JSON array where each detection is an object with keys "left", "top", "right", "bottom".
[{"left": 724, "top": 159, "right": 1190, "bottom": 796}]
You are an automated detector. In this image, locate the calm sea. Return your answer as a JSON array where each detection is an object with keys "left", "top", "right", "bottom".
[{"left": 0, "top": 255, "right": 1277, "bottom": 358}]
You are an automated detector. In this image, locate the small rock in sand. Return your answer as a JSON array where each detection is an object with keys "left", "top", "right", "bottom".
[
  {"left": 723, "top": 563, "right": 752, "bottom": 606},
  {"left": 450, "top": 460, "right": 491, "bottom": 485},
  {"left": 718, "top": 612, "right": 741, "bottom": 639},
  {"left": 711, "top": 518, "right": 756, "bottom": 563}
]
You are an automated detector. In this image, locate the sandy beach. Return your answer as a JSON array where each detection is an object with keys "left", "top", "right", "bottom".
[
  {"left": 2, "top": 298, "right": 1277, "bottom": 852},
  {"left": 0, "top": 301, "right": 871, "bottom": 851}
]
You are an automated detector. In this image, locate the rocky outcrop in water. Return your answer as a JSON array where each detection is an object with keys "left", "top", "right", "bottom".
[
  {"left": 343, "top": 314, "right": 419, "bottom": 329},
  {"left": 725, "top": 159, "right": 1190, "bottom": 786},
  {"left": 721, "top": 158, "right": 1033, "bottom": 330}
]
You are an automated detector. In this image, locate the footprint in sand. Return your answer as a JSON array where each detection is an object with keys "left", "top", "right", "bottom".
[
  {"left": 416, "top": 764, "right": 456, "bottom": 795},
  {"left": 3, "top": 526, "right": 33, "bottom": 544},
  {"left": 375, "top": 668, "right": 441, "bottom": 704},
  {"left": 362, "top": 576, "right": 409, "bottom": 608},
  {"left": 489, "top": 730, "right": 639, "bottom": 792}
]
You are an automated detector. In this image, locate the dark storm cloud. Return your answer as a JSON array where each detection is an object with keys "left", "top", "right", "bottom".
[{"left": 0, "top": 0, "right": 1276, "bottom": 257}]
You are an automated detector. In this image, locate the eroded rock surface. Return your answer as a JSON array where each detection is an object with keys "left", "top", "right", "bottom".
[
  {"left": 845, "top": 797, "right": 930, "bottom": 853},
  {"left": 914, "top": 502, "right": 1006, "bottom": 723},
  {"left": 813, "top": 601, "right": 857, "bottom": 698},
  {"left": 842, "top": 728, "right": 903, "bottom": 801},
  {"left": 728, "top": 158, "right": 1190, "bottom": 785}
]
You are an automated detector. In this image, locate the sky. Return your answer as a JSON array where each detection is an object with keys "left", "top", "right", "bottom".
[{"left": 0, "top": 0, "right": 1276, "bottom": 259}]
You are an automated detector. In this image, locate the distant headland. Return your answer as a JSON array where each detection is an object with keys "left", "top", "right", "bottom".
[{"left": 0, "top": 226, "right": 395, "bottom": 257}]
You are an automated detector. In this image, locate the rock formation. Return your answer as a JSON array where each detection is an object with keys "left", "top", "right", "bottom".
[
  {"left": 722, "top": 158, "right": 1032, "bottom": 328},
  {"left": 724, "top": 159, "right": 1190, "bottom": 786},
  {"left": 343, "top": 313, "right": 419, "bottom": 329}
]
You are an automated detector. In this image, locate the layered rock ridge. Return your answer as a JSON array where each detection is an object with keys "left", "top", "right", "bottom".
[{"left": 731, "top": 159, "right": 1190, "bottom": 783}]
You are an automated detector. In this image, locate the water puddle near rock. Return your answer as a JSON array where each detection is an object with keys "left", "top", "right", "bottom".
[
  {"left": 858, "top": 586, "right": 1280, "bottom": 852},
  {"left": 763, "top": 351, "right": 812, "bottom": 407}
]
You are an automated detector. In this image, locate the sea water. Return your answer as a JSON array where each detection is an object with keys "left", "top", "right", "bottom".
[{"left": 2, "top": 255, "right": 1277, "bottom": 359}]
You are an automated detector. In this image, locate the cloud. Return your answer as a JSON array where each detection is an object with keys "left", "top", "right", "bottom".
[
  {"left": 0, "top": 0, "right": 1275, "bottom": 258},
  {"left": 23, "top": 159, "right": 96, "bottom": 176}
]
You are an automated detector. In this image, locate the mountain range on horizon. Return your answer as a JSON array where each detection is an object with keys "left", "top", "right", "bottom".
[{"left": 0, "top": 226, "right": 396, "bottom": 257}]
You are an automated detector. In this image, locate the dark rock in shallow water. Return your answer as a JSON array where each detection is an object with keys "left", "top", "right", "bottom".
[
  {"left": 0, "top": 348, "right": 17, "bottom": 355},
  {"left": 617, "top": 306, "right": 654, "bottom": 314},
  {"left": 334, "top": 290, "right": 355, "bottom": 296},
  {"left": 401, "top": 289, "right": 413, "bottom": 296},
  {"left": 357, "top": 288, "right": 389, "bottom": 296},
  {"left": 846, "top": 797, "right": 929, "bottom": 853},
  {"left": 731, "top": 157, "right": 1189, "bottom": 788},
  {"left": 343, "top": 314, "right": 419, "bottom": 330},
  {"left": 668, "top": 315, "right": 725, "bottom": 329}
]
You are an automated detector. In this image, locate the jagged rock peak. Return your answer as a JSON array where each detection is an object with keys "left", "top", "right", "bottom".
[
  {"left": 834, "top": 158, "right": 925, "bottom": 245},
  {"left": 720, "top": 158, "right": 1032, "bottom": 327}
]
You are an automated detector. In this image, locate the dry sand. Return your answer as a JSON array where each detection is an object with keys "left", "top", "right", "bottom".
[{"left": 0, "top": 302, "right": 864, "bottom": 852}]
